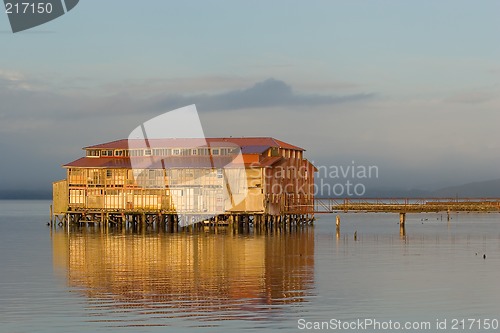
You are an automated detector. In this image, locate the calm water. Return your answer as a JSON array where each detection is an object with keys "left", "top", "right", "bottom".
[{"left": 1, "top": 200, "right": 500, "bottom": 332}]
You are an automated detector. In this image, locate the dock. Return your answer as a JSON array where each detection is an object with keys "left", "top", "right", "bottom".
[
  {"left": 313, "top": 197, "right": 500, "bottom": 235},
  {"left": 314, "top": 197, "right": 500, "bottom": 213}
]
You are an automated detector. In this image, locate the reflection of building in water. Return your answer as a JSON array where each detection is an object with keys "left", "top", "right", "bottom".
[{"left": 52, "top": 229, "right": 315, "bottom": 317}]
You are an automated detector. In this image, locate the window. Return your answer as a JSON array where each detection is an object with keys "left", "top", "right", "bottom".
[
  {"left": 106, "top": 189, "right": 119, "bottom": 196},
  {"left": 212, "top": 149, "right": 219, "bottom": 155},
  {"left": 86, "top": 150, "right": 100, "bottom": 157},
  {"left": 114, "top": 150, "right": 124, "bottom": 157},
  {"left": 153, "top": 148, "right": 171, "bottom": 156},
  {"left": 173, "top": 149, "right": 180, "bottom": 155},
  {"left": 106, "top": 170, "right": 113, "bottom": 178},
  {"left": 129, "top": 149, "right": 144, "bottom": 157},
  {"left": 144, "top": 149, "right": 152, "bottom": 156},
  {"left": 192, "top": 149, "right": 198, "bottom": 155},
  {"left": 217, "top": 169, "right": 223, "bottom": 178},
  {"left": 220, "top": 148, "right": 236, "bottom": 155}
]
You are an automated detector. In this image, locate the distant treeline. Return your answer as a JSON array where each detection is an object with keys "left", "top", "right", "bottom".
[{"left": 0, "top": 190, "right": 51, "bottom": 200}]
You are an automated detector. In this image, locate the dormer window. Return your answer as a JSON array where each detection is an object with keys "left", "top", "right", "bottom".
[
  {"left": 129, "top": 149, "right": 144, "bottom": 157},
  {"left": 86, "top": 150, "right": 100, "bottom": 157}
]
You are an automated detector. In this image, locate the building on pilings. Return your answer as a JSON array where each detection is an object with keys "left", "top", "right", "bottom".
[{"left": 52, "top": 137, "right": 316, "bottom": 227}]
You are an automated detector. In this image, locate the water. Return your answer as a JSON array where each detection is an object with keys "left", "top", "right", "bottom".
[{"left": 1, "top": 201, "right": 500, "bottom": 332}]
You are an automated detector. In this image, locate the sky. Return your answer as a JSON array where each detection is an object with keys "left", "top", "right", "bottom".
[{"left": 1, "top": 0, "right": 500, "bottom": 194}]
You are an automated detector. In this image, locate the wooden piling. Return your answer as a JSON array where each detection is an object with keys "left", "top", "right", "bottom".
[
  {"left": 399, "top": 212, "right": 406, "bottom": 226},
  {"left": 400, "top": 223, "right": 406, "bottom": 238}
]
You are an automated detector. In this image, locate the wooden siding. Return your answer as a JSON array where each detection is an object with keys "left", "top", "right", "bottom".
[
  {"left": 64, "top": 167, "right": 268, "bottom": 214},
  {"left": 53, "top": 180, "right": 68, "bottom": 214}
]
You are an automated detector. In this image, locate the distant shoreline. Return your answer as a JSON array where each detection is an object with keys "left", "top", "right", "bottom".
[{"left": 0, "top": 191, "right": 51, "bottom": 200}]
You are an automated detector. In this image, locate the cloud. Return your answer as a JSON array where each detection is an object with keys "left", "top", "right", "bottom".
[
  {"left": 149, "top": 78, "right": 374, "bottom": 112},
  {"left": 2, "top": 71, "right": 500, "bottom": 192},
  {"left": 444, "top": 90, "right": 497, "bottom": 104},
  {"left": 0, "top": 70, "right": 31, "bottom": 90},
  {"left": 0, "top": 76, "right": 374, "bottom": 128}
]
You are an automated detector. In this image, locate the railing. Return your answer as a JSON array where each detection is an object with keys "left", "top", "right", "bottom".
[{"left": 314, "top": 198, "right": 500, "bottom": 213}]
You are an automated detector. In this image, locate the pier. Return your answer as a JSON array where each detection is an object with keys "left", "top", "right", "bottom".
[{"left": 313, "top": 197, "right": 500, "bottom": 214}]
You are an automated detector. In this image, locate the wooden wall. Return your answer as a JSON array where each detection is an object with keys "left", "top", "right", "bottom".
[
  {"left": 53, "top": 180, "right": 68, "bottom": 214},
  {"left": 64, "top": 167, "right": 266, "bottom": 214}
]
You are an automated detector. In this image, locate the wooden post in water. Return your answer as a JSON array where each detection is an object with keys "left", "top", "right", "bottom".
[
  {"left": 399, "top": 212, "right": 406, "bottom": 226},
  {"left": 400, "top": 222, "right": 406, "bottom": 238}
]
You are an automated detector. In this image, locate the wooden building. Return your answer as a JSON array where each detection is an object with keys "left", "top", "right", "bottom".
[{"left": 52, "top": 137, "right": 316, "bottom": 228}]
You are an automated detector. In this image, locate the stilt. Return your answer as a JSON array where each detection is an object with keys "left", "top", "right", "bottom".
[
  {"left": 173, "top": 215, "right": 178, "bottom": 233},
  {"left": 399, "top": 212, "right": 406, "bottom": 226},
  {"left": 400, "top": 222, "right": 406, "bottom": 238}
]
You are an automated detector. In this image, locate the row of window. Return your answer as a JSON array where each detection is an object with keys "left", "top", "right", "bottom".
[
  {"left": 68, "top": 168, "right": 225, "bottom": 186},
  {"left": 87, "top": 147, "right": 238, "bottom": 158}
]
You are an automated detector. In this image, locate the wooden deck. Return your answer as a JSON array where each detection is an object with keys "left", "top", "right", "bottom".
[{"left": 314, "top": 198, "right": 500, "bottom": 213}]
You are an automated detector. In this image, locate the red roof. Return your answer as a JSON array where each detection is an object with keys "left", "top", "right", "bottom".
[
  {"left": 259, "top": 156, "right": 283, "bottom": 167},
  {"left": 240, "top": 145, "right": 270, "bottom": 154},
  {"left": 84, "top": 137, "right": 305, "bottom": 151}
]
